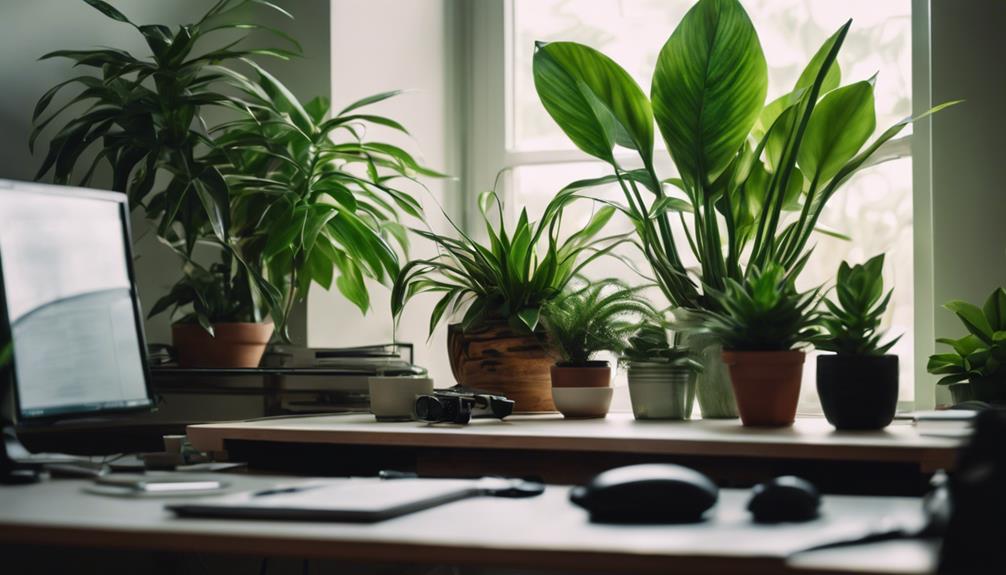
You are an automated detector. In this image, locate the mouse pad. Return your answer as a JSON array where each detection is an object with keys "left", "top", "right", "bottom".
[{"left": 166, "top": 478, "right": 484, "bottom": 522}]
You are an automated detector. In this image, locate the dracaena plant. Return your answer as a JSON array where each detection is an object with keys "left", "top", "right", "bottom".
[
  {"left": 621, "top": 320, "right": 703, "bottom": 372},
  {"left": 693, "top": 262, "right": 821, "bottom": 352},
  {"left": 532, "top": 0, "right": 959, "bottom": 314},
  {"left": 391, "top": 189, "right": 628, "bottom": 337},
  {"left": 31, "top": 0, "right": 298, "bottom": 257},
  {"left": 927, "top": 288, "right": 1006, "bottom": 386},
  {"left": 206, "top": 63, "right": 443, "bottom": 336},
  {"left": 542, "top": 280, "right": 656, "bottom": 366},
  {"left": 812, "top": 254, "right": 901, "bottom": 356}
]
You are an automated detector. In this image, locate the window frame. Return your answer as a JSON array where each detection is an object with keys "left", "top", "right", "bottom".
[{"left": 460, "top": 0, "right": 935, "bottom": 410}]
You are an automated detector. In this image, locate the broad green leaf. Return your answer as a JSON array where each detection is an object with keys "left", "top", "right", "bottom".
[
  {"left": 794, "top": 24, "right": 843, "bottom": 96},
  {"left": 798, "top": 80, "right": 876, "bottom": 185},
  {"left": 651, "top": 0, "right": 767, "bottom": 187},
  {"left": 533, "top": 41, "right": 654, "bottom": 165},
  {"left": 945, "top": 300, "right": 995, "bottom": 343},
  {"left": 983, "top": 287, "right": 1006, "bottom": 331},
  {"left": 517, "top": 307, "right": 541, "bottom": 333}
]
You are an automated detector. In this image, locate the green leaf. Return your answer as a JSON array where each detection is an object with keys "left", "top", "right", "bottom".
[
  {"left": 798, "top": 80, "right": 876, "bottom": 185},
  {"left": 983, "top": 287, "right": 1006, "bottom": 331},
  {"left": 533, "top": 41, "right": 654, "bottom": 165},
  {"left": 651, "top": 0, "right": 767, "bottom": 187},
  {"left": 337, "top": 90, "right": 403, "bottom": 116},
  {"left": 82, "top": 0, "right": 132, "bottom": 24},
  {"left": 517, "top": 307, "right": 541, "bottom": 333},
  {"left": 946, "top": 300, "right": 995, "bottom": 343}
]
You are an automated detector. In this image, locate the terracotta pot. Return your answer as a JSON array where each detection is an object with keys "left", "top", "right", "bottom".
[
  {"left": 550, "top": 362, "right": 612, "bottom": 388},
  {"left": 447, "top": 322, "right": 555, "bottom": 412},
  {"left": 722, "top": 350, "right": 805, "bottom": 427},
  {"left": 172, "top": 322, "right": 274, "bottom": 368}
]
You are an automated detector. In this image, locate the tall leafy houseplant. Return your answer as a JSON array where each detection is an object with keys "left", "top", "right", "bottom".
[
  {"left": 32, "top": 0, "right": 297, "bottom": 256},
  {"left": 532, "top": 0, "right": 958, "bottom": 416},
  {"left": 814, "top": 255, "right": 902, "bottom": 429},
  {"left": 202, "top": 63, "right": 442, "bottom": 338},
  {"left": 391, "top": 189, "right": 626, "bottom": 412}
]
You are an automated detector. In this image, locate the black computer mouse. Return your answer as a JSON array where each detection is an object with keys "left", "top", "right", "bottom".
[
  {"left": 569, "top": 464, "right": 719, "bottom": 523},
  {"left": 747, "top": 476, "right": 821, "bottom": 523}
]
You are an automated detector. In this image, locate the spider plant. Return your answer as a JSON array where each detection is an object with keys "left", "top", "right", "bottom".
[
  {"left": 532, "top": 0, "right": 959, "bottom": 313},
  {"left": 31, "top": 0, "right": 298, "bottom": 256},
  {"left": 812, "top": 254, "right": 901, "bottom": 356},
  {"left": 391, "top": 188, "right": 627, "bottom": 336},
  {"left": 206, "top": 63, "right": 443, "bottom": 336},
  {"left": 542, "top": 280, "right": 656, "bottom": 367}
]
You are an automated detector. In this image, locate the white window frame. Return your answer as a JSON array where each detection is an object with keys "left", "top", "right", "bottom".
[{"left": 460, "top": 0, "right": 935, "bottom": 410}]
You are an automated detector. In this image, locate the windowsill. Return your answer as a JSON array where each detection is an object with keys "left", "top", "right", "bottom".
[{"left": 187, "top": 411, "right": 960, "bottom": 472}]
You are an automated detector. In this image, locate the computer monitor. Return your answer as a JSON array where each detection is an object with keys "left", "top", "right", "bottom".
[{"left": 0, "top": 180, "right": 154, "bottom": 422}]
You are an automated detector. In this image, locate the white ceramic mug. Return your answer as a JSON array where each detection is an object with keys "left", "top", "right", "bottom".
[{"left": 368, "top": 376, "right": 435, "bottom": 421}]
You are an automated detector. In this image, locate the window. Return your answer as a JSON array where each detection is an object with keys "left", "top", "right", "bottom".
[{"left": 467, "top": 0, "right": 916, "bottom": 412}]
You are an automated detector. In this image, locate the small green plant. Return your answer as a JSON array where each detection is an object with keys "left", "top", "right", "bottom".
[
  {"left": 392, "top": 189, "right": 627, "bottom": 336},
  {"left": 695, "top": 262, "right": 820, "bottom": 352},
  {"left": 542, "top": 280, "right": 655, "bottom": 366},
  {"left": 622, "top": 321, "right": 702, "bottom": 372},
  {"left": 812, "top": 254, "right": 901, "bottom": 355},
  {"left": 927, "top": 287, "right": 1006, "bottom": 386},
  {"left": 147, "top": 258, "right": 261, "bottom": 334}
]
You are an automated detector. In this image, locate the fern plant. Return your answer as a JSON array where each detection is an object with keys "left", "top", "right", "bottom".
[
  {"left": 622, "top": 321, "right": 702, "bottom": 372},
  {"left": 812, "top": 254, "right": 901, "bottom": 356},
  {"left": 695, "top": 262, "right": 820, "bottom": 352},
  {"left": 542, "top": 280, "right": 656, "bottom": 366}
]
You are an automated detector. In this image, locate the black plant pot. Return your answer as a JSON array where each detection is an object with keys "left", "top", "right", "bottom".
[{"left": 816, "top": 354, "right": 899, "bottom": 430}]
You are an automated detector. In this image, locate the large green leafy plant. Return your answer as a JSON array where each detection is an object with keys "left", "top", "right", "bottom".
[
  {"left": 533, "top": 0, "right": 957, "bottom": 313},
  {"left": 32, "top": 0, "right": 297, "bottom": 255},
  {"left": 391, "top": 190, "right": 625, "bottom": 336},
  {"left": 812, "top": 254, "right": 900, "bottom": 356},
  {"left": 927, "top": 288, "right": 1006, "bottom": 386},
  {"left": 694, "top": 263, "right": 820, "bottom": 352},
  {"left": 542, "top": 280, "right": 655, "bottom": 366},
  {"left": 204, "top": 64, "right": 441, "bottom": 333}
]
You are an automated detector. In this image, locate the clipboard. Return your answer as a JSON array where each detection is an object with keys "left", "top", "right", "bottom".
[{"left": 167, "top": 477, "right": 542, "bottom": 523}]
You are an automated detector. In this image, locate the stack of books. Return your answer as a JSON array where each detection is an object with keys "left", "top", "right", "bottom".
[{"left": 912, "top": 410, "right": 978, "bottom": 437}]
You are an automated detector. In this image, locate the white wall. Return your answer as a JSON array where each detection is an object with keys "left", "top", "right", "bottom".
[
  {"left": 312, "top": 0, "right": 461, "bottom": 385},
  {"left": 0, "top": 0, "right": 329, "bottom": 345},
  {"left": 928, "top": 0, "right": 1006, "bottom": 405}
]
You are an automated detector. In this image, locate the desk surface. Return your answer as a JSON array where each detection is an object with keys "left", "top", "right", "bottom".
[
  {"left": 0, "top": 474, "right": 936, "bottom": 575},
  {"left": 187, "top": 413, "right": 961, "bottom": 472}
]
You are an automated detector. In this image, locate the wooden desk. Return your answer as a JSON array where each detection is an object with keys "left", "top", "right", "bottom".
[
  {"left": 187, "top": 413, "right": 961, "bottom": 494},
  {"left": 0, "top": 474, "right": 937, "bottom": 575}
]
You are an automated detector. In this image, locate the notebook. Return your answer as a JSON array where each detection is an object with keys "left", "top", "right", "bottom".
[{"left": 166, "top": 477, "right": 485, "bottom": 522}]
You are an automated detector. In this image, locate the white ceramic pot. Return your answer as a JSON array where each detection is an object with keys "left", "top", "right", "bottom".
[{"left": 551, "top": 387, "right": 613, "bottom": 419}]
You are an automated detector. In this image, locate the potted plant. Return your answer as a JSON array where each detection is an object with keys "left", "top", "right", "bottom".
[
  {"left": 541, "top": 280, "right": 653, "bottom": 417},
  {"left": 392, "top": 190, "right": 625, "bottom": 412},
  {"left": 622, "top": 322, "right": 703, "bottom": 421},
  {"left": 695, "top": 263, "right": 820, "bottom": 427},
  {"left": 531, "top": 0, "right": 958, "bottom": 418},
  {"left": 812, "top": 255, "right": 902, "bottom": 430},
  {"left": 928, "top": 287, "right": 1006, "bottom": 405},
  {"left": 34, "top": 1, "right": 437, "bottom": 367}
]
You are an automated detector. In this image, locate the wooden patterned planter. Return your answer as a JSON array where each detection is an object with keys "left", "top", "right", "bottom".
[{"left": 447, "top": 322, "right": 556, "bottom": 412}]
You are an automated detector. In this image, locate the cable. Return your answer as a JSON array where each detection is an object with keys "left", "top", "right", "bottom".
[{"left": 259, "top": 558, "right": 269, "bottom": 575}]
